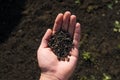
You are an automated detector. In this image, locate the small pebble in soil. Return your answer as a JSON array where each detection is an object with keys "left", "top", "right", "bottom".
[{"left": 48, "top": 30, "right": 73, "bottom": 60}]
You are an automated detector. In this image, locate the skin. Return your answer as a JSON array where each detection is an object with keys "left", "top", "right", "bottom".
[{"left": 37, "top": 11, "right": 81, "bottom": 80}]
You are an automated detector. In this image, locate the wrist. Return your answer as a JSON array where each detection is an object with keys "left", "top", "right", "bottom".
[{"left": 40, "top": 73, "right": 61, "bottom": 80}]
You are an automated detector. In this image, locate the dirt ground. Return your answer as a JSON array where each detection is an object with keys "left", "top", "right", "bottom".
[{"left": 0, "top": 0, "right": 120, "bottom": 80}]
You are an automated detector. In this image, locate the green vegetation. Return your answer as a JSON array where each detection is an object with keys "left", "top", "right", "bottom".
[
  {"left": 75, "top": 0, "right": 81, "bottom": 4},
  {"left": 103, "top": 73, "right": 111, "bottom": 80},
  {"left": 107, "top": 0, "right": 119, "bottom": 9},
  {"left": 107, "top": 3, "right": 113, "bottom": 9},
  {"left": 77, "top": 74, "right": 112, "bottom": 80},
  {"left": 77, "top": 75, "right": 96, "bottom": 80},
  {"left": 79, "top": 76, "right": 87, "bottom": 80},
  {"left": 113, "top": 20, "right": 120, "bottom": 32},
  {"left": 117, "top": 44, "right": 120, "bottom": 49},
  {"left": 87, "top": 5, "right": 98, "bottom": 13},
  {"left": 82, "top": 51, "right": 91, "bottom": 60},
  {"left": 115, "top": 0, "right": 118, "bottom": 4}
]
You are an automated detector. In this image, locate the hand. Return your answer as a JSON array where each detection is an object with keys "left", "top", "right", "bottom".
[{"left": 37, "top": 11, "right": 81, "bottom": 80}]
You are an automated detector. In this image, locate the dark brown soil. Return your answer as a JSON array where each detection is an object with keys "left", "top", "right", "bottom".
[
  {"left": 48, "top": 30, "right": 73, "bottom": 59},
  {"left": 0, "top": 0, "right": 120, "bottom": 80}
]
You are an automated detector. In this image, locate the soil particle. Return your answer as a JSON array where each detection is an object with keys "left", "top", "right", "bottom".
[{"left": 48, "top": 30, "right": 73, "bottom": 59}]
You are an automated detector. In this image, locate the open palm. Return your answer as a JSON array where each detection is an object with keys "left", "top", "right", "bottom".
[{"left": 37, "top": 11, "right": 81, "bottom": 80}]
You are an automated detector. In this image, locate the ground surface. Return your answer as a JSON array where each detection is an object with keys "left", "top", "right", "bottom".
[{"left": 0, "top": 0, "right": 120, "bottom": 80}]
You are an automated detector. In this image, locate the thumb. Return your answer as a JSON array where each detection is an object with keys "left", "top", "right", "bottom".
[{"left": 40, "top": 29, "right": 52, "bottom": 48}]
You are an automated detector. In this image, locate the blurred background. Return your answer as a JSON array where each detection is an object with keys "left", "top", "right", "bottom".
[{"left": 0, "top": 0, "right": 120, "bottom": 80}]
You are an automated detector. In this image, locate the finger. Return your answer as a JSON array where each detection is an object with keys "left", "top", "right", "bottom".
[
  {"left": 73, "top": 23, "right": 81, "bottom": 48},
  {"left": 40, "top": 29, "right": 52, "bottom": 48},
  {"left": 68, "top": 15, "right": 76, "bottom": 37},
  {"left": 62, "top": 11, "right": 71, "bottom": 31},
  {"left": 69, "top": 48, "right": 79, "bottom": 60},
  {"left": 53, "top": 13, "right": 63, "bottom": 34}
]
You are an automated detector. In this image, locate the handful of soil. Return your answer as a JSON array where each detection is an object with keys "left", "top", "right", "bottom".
[{"left": 48, "top": 30, "right": 73, "bottom": 60}]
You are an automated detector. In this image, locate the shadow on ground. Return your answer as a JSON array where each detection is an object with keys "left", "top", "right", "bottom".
[{"left": 0, "top": 0, "right": 25, "bottom": 43}]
